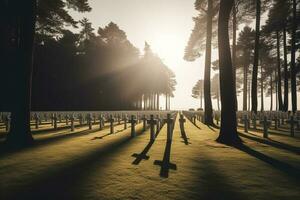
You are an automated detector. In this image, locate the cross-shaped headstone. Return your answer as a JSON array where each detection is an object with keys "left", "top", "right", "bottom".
[
  {"left": 70, "top": 114, "right": 75, "bottom": 131},
  {"left": 93, "top": 113, "right": 96, "bottom": 124},
  {"left": 156, "top": 115, "right": 161, "bottom": 132},
  {"left": 52, "top": 113, "right": 57, "bottom": 130},
  {"left": 128, "top": 115, "right": 137, "bottom": 137},
  {"left": 108, "top": 115, "right": 115, "bottom": 134},
  {"left": 147, "top": 114, "right": 157, "bottom": 141},
  {"left": 53, "top": 113, "right": 58, "bottom": 130},
  {"left": 273, "top": 114, "right": 279, "bottom": 130},
  {"left": 78, "top": 114, "right": 83, "bottom": 125},
  {"left": 179, "top": 114, "right": 186, "bottom": 131},
  {"left": 87, "top": 113, "right": 93, "bottom": 130},
  {"left": 117, "top": 114, "right": 121, "bottom": 125},
  {"left": 5, "top": 115, "right": 10, "bottom": 132},
  {"left": 191, "top": 115, "right": 196, "bottom": 124},
  {"left": 164, "top": 114, "right": 174, "bottom": 142},
  {"left": 34, "top": 113, "right": 39, "bottom": 129},
  {"left": 142, "top": 115, "right": 147, "bottom": 131},
  {"left": 44, "top": 113, "right": 48, "bottom": 122},
  {"left": 243, "top": 115, "right": 248, "bottom": 133},
  {"left": 99, "top": 114, "right": 104, "bottom": 130},
  {"left": 260, "top": 116, "right": 271, "bottom": 138},
  {"left": 65, "top": 114, "right": 69, "bottom": 125},
  {"left": 51, "top": 113, "right": 54, "bottom": 126},
  {"left": 286, "top": 115, "right": 299, "bottom": 137},
  {"left": 123, "top": 115, "right": 128, "bottom": 129},
  {"left": 251, "top": 114, "right": 257, "bottom": 129},
  {"left": 58, "top": 114, "right": 62, "bottom": 123}
]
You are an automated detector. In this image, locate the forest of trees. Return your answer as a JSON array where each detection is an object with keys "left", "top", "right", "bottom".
[
  {"left": 1, "top": 0, "right": 176, "bottom": 112},
  {"left": 187, "top": 0, "right": 299, "bottom": 122}
]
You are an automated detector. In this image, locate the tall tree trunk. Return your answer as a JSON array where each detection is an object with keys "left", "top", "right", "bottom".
[
  {"left": 232, "top": 0, "right": 238, "bottom": 111},
  {"left": 6, "top": 0, "right": 36, "bottom": 147},
  {"left": 204, "top": 0, "right": 214, "bottom": 125},
  {"left": 248, "top": 78, "right": 251, "bottom": 111},
  {"left": 276, "top": 31, "right": 283, "bottom": 111},
  {"left": 200, "top": 86, "right": 203, "bottom": 109},
  {"left": 275, "top": 71, "right": 278, "bottom": 111},
  {"left": 165, "top": 93, "right": 168, "bottom": 110},
  {"left": 217, "top": 0, "right": 241, "bottom": 145},
  {"left": 168, "top": 95, "right": 171, "bottom": 110},
  {"left": 157, "top": 93, "right": 160, "bottom": 110},
  {"left": 143, "top": 95, "right": 146, "bottom": 110},
  {"left": 260, "top": 64, "right": 264, "bottom": 111},
  {"left": 217, "top": 91, "right": 220, "bottom": 111},
  {"left": 243, "top": 64, "right": 248, "bottom": 111},
  {"left": 251, "top": 0, "right": 261, "bottom": 114},
  {"left": 291, "top": 0, "right": 297, "bottom": 113},
  {"left": 283, "top": 27, "right": 288, "bottom": 111},
  {"left": 270, "top": 72, "right": 273, "bottom": 111}
]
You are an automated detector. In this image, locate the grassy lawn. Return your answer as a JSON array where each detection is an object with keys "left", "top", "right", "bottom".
[{"left": 0, "top": 114, "right": 299, "bottom": 200}]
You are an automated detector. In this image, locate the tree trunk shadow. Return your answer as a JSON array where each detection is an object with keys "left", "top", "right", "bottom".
[
  {"left": 233, "top": 143, "right": 300, "bottom": 181},
  {"left": 238, "top": 131, "right": 300, "bottom": 155}
]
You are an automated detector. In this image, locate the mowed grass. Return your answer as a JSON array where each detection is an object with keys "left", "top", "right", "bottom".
[{"left": 0, "top": 114, "right": 299, "bottom": 200}]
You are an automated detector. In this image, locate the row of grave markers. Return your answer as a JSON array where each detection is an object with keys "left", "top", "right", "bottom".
[
  {"left": 0, "top": 111, "right": 178, "bottom": 142},
  {"left": 183, "top": 110, "right": 300, "bottom": 138}
]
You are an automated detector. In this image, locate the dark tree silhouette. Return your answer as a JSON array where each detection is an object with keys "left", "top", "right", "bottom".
[
  {"left": 251, "top": 0, "right": 261, "bottom": 114},
  {"left": 290, "top": 0, "right": 297, "bottom": 112},
  {"left": 184, "top": 0, "right": 219, "bottom": 125},
  {"left": 6, "top": 0, "right": 37, "bottom": 147},
  {"left": 217, "top": 0, "right": 241, "bottom": 145},
  {"left": 236, "top": 26, "right": 255, "bottom": 111},
  {"left": 191, "top": 80, "right": 204, "bottom": 109}
]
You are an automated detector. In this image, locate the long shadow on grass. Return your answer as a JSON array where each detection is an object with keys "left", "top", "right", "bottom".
[
  {"left": 234, "top": 144, "right": 300, "bottom": 181},
  {"left": 192, "top": 158, "right": 248, "bottom": 200},
  {"left": 238, "top": 124, "right": 299, "bottom": 138},
  {"left": 131, "top": 124, "right": 163, "bottom": 165},
  {"left": 154, "top": 140, "right": 177, "bottom": 178},
  {"left": 3, "top": 126, "right": 147, "bottom": 200},
  {"left": 182, "top": 114, "right": 202, "bottom": 130},
  {"left": 238, "top": 132, "right": 300, "bottom": 155},
  {"left": 0, "top": 124, "right": 120, "bottom": 158},
  {"left": 179, "top": 121, "right": 190, "bottom": 145}
]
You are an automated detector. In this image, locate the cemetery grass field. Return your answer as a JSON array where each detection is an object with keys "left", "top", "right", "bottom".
[{"left": 0, "top": 114, "right": 300, "bottom": 200}]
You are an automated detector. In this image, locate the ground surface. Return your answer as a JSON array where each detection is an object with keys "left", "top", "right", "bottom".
[{"left": 0, "top": 114, "right": 299, "bottom": 200}]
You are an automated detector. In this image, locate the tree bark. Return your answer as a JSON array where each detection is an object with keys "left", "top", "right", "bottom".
[
  {"left": 276, "top": 31, "right": 283, "bottom": 111},
  {"left": 251, "top": 0, "right": 261, "bottom": 114},
  {"left": 203, "top": 0, "right": 214, "bottom": 125},
  {"left": 232, "top": 0, "right": 238, "bottom": 111},
  {"left": 283, "top": 27, "right": 288, "bottom": 111},
  {"left": 270, "top": 72, "right": 273, "bottom": 111},
  {"left": 200, "top": 86, "right": 203, "bottom": 109},
  {"left": 291, "top": 0, "right": 297, "bottom": 113},
  {"left": 6, "top": 0, "right": 36, "bottom": 147},
  {"left": 157, "top": 93, "right": 160, "bottom": 110},
  {"left": 260, "top": 64, "right": 264, "bottom": 111},
  {"left": 243, "top": 64, "right": 248, "bottom": 111},
  {"left": 216, "top": 0, "right": 241, "bottom": 145}
]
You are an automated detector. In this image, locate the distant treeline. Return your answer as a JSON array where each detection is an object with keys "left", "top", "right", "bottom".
[{"left": 2, "top": 18, "right": 176, "bottom": 111}]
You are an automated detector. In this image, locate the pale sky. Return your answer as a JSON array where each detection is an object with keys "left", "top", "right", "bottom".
[{"left": 70, "top": 0, "right": 298, "bottom": 111}]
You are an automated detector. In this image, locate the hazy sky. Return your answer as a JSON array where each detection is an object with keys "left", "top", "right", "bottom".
[
  {"left": 70, "top": 0, "right": 296, "bottom": 111},
  {"left": 70, "top": 0, "right": 212, "bottom": 110}
]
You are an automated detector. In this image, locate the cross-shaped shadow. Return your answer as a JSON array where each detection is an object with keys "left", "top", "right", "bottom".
[
  {"left": 179, "top": 123, "right": 191, "bottom": 145},
  {"left": 154, "top": 140, "right": 177, "bottom": 178},
  {"left": 131, "top": 140, "right": 154, "bottom": 165}
]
